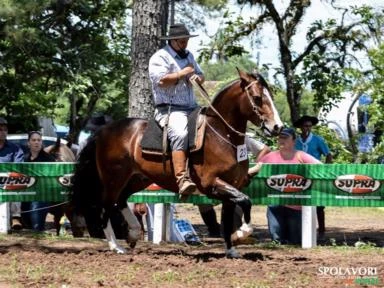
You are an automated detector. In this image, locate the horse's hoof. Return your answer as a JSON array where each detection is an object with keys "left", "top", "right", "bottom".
[
  {"left": 109, "top": 245, "right": 127, "bottom": 254},
  {"left": 128, "top": 230, "right": 141, "bottom": 243},
  {"left": 115, "top": 247, "right": 127, "bottom": 254},
  {"left": 225, "top": 247, "right": 241, "bottom": 259},
  {"left": 129, "top": 241, "right": 137, "bottom": 249}
]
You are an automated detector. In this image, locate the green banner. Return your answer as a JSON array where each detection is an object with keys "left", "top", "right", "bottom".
[{"left": 0, "top": 163, "right": 383, "bottom": 207}]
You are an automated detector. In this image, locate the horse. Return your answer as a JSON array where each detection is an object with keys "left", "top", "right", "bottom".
[
  {"left": 44, "top": 138, "right": 86, "bottom": 236},
  {"left": 71, "top": 68, "right": 283, "bottom": 258}
]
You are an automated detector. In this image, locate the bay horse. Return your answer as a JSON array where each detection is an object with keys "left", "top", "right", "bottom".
[{"left": 71, "top": 68, "right": 283, "bottom": 258}]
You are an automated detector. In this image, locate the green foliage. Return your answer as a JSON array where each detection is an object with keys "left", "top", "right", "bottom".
[
  {"left": 312, "top": 125, "right": 353, "bottom": 164},
  {"left": 200, "top": 54, "right": 257, "bottom": 81},
  {"left": 0, "top": 0, "right": 131, "bottom": 137}
]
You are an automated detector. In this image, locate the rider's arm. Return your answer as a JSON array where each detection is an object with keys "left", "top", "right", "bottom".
[{"left": 159, "top": 65, "right": 195, "bottom": 87}]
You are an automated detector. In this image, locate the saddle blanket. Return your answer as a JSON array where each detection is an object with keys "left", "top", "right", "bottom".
[{"left": 140, "top": 107, "right": 206, "bottom": 155}]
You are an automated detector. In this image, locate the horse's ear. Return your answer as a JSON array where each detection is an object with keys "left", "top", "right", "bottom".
[
  {"left": 55, "top": 137, "right": 61, "bottom": 148},
  {"left": 236, "top": 67, "right": 250, "bottom": 82}
]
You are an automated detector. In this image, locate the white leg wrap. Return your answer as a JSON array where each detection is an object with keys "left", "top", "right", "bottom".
[
  {"left": 231, "top": 223, "right": 253, "bottom": 242},
  {"left": 103, "top": 220, "right": 127, "bottom": 254}
]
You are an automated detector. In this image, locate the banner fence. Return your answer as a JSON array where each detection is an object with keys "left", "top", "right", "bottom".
[{"left": 0, "top": 163, "right": 383, "bottom": 207}]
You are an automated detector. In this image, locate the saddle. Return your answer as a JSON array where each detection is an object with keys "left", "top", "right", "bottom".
[{"left": 140, "top": 107, "right": 207, "bottom": 156}]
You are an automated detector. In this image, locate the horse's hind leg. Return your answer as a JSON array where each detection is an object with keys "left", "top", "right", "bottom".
[
  {"left": 120, "top": 205, "right": 142, "bottom": 247},
  {"left": 212, "top": 177, "right": 253, "bottom": 258}
]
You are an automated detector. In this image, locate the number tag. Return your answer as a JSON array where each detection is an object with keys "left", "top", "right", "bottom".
[{"left": 237, "top": 144, "right": 248, "bottom": 162}]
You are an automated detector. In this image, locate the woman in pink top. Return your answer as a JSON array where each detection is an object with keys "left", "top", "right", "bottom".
[{"left": 259, "top": 127, "right": 320, "bottom": 244}]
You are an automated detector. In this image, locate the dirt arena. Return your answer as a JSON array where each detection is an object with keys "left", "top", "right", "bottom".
[{"left": 0, "top": 205, "right": 383, "bottom": 288}]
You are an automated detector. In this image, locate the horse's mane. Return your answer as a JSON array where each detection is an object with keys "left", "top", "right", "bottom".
[
  {"left": 210, "top": 79, "right": 240, "bottom": 105},
  {"left": 210, "top": 71, "right": 273, "bottom": 105}
]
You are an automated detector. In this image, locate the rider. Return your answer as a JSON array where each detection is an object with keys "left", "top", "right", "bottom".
[{"left": 148, "top": 23, "right": 204, "bottom": 197}]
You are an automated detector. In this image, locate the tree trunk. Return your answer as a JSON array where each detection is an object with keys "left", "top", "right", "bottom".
[{"left": 128, "top": 0, "right": 168, "bottom": 118}]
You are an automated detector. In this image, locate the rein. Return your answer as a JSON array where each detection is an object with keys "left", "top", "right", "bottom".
[
  {"left": 190, "top": 76, "right": 265, "bottom": 136},
  {"left": 190, "top": 76, "right": 246, "bottom": 137}
]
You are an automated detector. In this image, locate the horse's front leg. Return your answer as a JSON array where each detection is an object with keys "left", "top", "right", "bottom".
[{"left": 212, "top": 177, "right": 253, "bottom": 259}]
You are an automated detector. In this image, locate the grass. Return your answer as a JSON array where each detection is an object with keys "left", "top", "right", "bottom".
[{"left": 152, "top": 269, "right": 181, "bottom": 284}]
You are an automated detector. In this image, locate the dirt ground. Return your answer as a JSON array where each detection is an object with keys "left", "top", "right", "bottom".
[{"left": 0, "top": 205, "right": 383, "bottom": 288}]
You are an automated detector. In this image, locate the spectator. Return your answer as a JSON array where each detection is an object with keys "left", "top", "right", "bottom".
[
  {"left": 23, "top": 131, "right": 56, "bottom": 232},
  {"left": 198, "top": 135, "right": 271, "bottom": 237},
  {"left": 0, "top": 117, "right": 24, "bottom": 230},
  {"left": 148, "top": 23, "right": 204, "bottom": 198},
  {"left": 294, "top": 115, "right": 332, "bottom": 240},
  {"left": 260, "top": 127, "right": 321, "bottom": 244}
]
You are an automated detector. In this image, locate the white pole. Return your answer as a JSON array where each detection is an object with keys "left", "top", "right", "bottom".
[
  {"left": 0, "top": 203, "right": 10, "bottom": 234},
  {"left": 153, "top": 203, "right": 166, "bottom": 244},
  {"left": 301, "top": 206, "right": 317, "bottom": 248}
]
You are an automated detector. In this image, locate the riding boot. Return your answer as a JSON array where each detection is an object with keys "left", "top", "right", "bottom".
[{"left": 172, "top": 150, "right": 197, "bottom": 196}]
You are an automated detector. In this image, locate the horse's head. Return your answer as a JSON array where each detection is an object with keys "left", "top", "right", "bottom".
[
  {"left": 237, "top": 68, "right": 283, "bottom": 136},
  {"left": 44, "top": 137, "right": 76, "bottom": 162}
]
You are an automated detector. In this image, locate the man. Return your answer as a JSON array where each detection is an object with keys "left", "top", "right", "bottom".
[
  {"left": 0, "top": 117, "right": 24, "bottom": 230},
  {"left": 260, "top": 127, "right": 321, "bottom": 244},
  {"left": 148, "top": 23, "right": 204, "bottom": 197},
  {"left": 294, "top": 115, "right": 332, "bottom": 240}
]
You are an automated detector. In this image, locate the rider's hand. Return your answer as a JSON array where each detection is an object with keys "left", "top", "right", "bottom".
[{"left": 180, "top": 64, "right": 195, "bottom": 80}]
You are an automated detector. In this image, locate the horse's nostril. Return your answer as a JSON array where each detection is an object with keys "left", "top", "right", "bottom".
[{"left": 273, "top": 125, "right": 279, "bottom": 131}]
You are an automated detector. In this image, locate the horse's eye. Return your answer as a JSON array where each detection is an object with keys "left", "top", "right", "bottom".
[{"left": 253, "top": 96, "right": 263, "bottom": 105}]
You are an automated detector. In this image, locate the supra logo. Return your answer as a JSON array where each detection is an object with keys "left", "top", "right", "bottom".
[
  {"left": 334, "top": 174, "right": 380, "bottom": 194},
  {"left": 0, "top": 172, "right": 36, "bottom": 190},
  {"left": 58, "top": 174, "right": 74, "bottom": 187},
  {"left": 266, "top": 174, "right": 312, "bottom": 192}
]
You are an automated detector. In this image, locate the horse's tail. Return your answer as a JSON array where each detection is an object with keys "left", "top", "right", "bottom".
[{"left": 70, "top": 136, "right": 105, "bottom": 238}]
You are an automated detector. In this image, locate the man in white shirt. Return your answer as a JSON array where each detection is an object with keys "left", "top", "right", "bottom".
[{"left": 149, "top": 24, "right": 205, "bottom": 198}]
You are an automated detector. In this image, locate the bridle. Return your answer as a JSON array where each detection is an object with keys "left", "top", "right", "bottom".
[
  {"left": 191, "top": 76, "right": 272, "bottom": 137},
  {"left": 244, "top": 80, "right": 274, "bottom": 136}
]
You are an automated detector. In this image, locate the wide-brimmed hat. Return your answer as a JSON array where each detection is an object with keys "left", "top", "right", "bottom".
[
  {"left": 0, "top": 117, "right": 8, "bottom": 125},
  {"left": 293, "top": 115, "right": 319, "bottom": 127},
  {"left": 160, "top": 24, "right": 198, "bottom": 40}
]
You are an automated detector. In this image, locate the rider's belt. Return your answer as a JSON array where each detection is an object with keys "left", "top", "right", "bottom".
[{"left": 155, "top": 103, "right": 186, "bottom": 108}]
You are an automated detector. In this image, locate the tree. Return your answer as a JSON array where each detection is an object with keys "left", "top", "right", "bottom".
[
  {"left": 200, "top": 1, "right": 383, "bottom": 124},
  {"left": 0, "top": 0, "right": 131, "bottom": 140},
  {"left": 128, "top": 0, "right": 167, "bottom": 118},
  {"left": 128, "top": 0, "right": 229, "bottom": 118}
]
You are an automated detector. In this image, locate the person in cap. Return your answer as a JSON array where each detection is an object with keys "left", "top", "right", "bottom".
[
  {"left": 294, "top": 115, "right": 332, "bottom": 240},
  {"left": 259, "top": 127, "right": 321, "bottom": 244},
  {"left": 148, "top": 23, "right": 205, "bottom": 198},
  {"left": 0, "top": 117, "right": 25, "bottom": 230}
]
